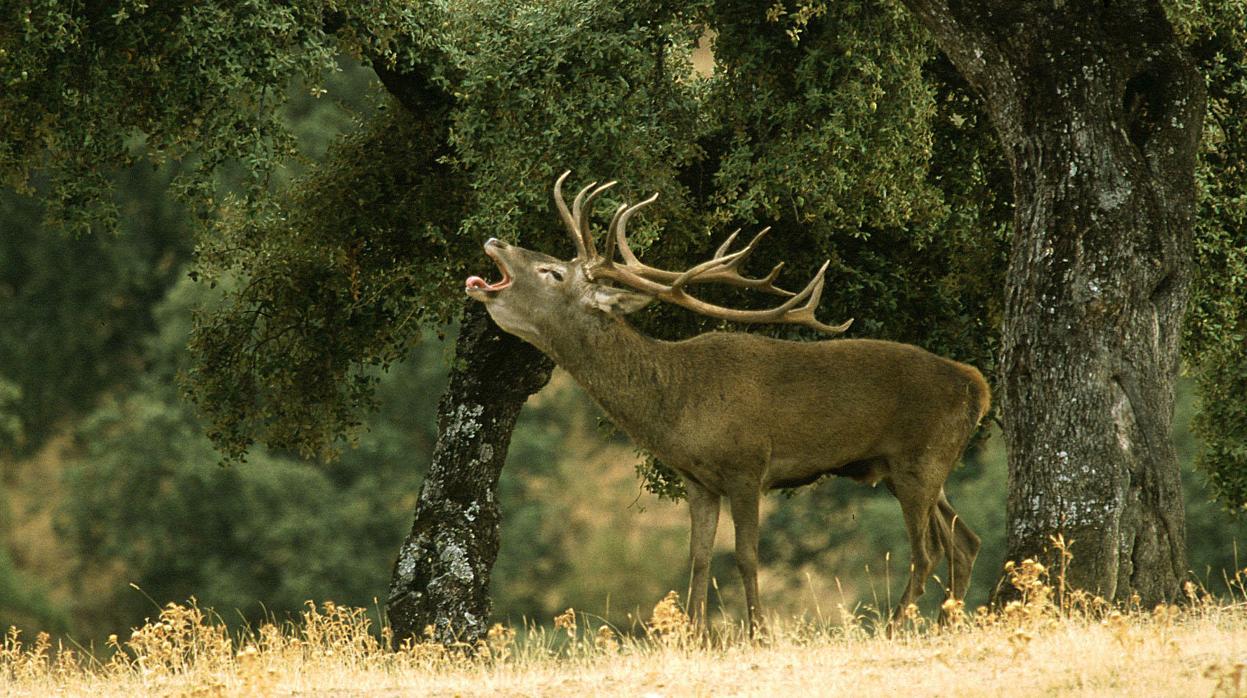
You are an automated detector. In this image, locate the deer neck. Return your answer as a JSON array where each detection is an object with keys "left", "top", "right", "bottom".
[{"left": 542, "top": 317, "right": 684, "bottom": 451}]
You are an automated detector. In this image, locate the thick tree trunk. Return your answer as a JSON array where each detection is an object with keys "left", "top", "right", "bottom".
[
  {"left": 901, "top": 2, "right": 1204, "bottom": 602},
  {"left": 386, "top": 302, "right": 553, "bottom": 647}
]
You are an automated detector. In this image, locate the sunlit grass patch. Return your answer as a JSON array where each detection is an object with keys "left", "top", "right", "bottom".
[{"left": 6, "top": 558, "right": 1247, "bottom": 696}]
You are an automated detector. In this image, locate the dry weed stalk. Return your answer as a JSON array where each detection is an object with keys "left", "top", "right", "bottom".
[
  {"left": 123, "top": 600, "right": 233, "bottom": 676},
  {"left": 939, "top": 598, "right": 967, "bottom": 630},
  {"left": 594, "top": 624, "right": 620, "bottom": 654},
  {"left": 648, "top": 591, "right": 693, "bottom": 647},
  {"left": 1, "top": 627, "right": 62, "bottom": 684},
  {"left": 553, "top": 608, "right": 577, "bottom": 639},
  {"left": 485, "top": 623, "right": 516, "bottom": 661},
  {"left": 1000, "top": 558, "right": 1055, "bottom": 627}
]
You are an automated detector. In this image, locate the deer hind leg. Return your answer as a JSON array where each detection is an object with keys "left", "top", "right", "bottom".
[
  {"left": 885, "top": 474, "right": 942, "bottom": 626},
  {"left": 935, "top": 489, "right": 980, "bottom": 615},
  {"left": 685, "top": 479, "right": 721, "bottom": 634},
  {"left": 728, "top": 490, "right": 763, "bottom": 638}
]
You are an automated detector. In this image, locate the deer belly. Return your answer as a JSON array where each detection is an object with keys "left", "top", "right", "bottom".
[
  {"left": 669, "top": 462, "right": 731, "bottom": 496},
  {"left": 766, "top": 456, "right": 889, "bottom": 490}
]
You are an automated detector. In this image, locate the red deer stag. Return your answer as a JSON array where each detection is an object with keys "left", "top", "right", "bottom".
[{"left": 465, "top": 172, "right": 990, "bottom": 634}]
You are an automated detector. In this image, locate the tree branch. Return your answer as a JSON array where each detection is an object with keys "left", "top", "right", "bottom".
[{"left": 322, "top": 10, "right": 454, "bottom": 115}]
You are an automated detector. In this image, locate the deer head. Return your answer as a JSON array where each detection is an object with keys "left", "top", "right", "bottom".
[{"left": 465, "top": 171, "right": 852, "bottom": 352}]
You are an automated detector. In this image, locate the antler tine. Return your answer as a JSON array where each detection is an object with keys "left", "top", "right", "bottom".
[
  {"left": 771, "top": 261, "right": 855, "bottom": 333},
  {"left": 757, "top": 261, "right": 788, "bottom": 290},
  {"left": 612, "top": 192, "right": 660, "bottom": 266},
  {"left": 669, "top": 248, "right": 752, "bottom": 291},
  {"left": 733, "top": 226, "right": 771, "bottom": 261},
  {"left": 554, "top": 171, "right": 586, "bottom": 259},
  {"left": 575, "top": 181, "right": 616, "bottom": 258},
  {"left": 705, "top": 227, "right": 796, "bottom": 297},
  {"left": 570, "top": 179, "right": 598, "bottom": 255},
  {"left": 714, "top": 230, "right": 741, "bottom": 258},
  {"left": 604, "top": 204, "right": 627, "bottom": 264}
]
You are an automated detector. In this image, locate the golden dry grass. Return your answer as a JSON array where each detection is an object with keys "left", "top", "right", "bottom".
[{"left": 6, "top": 561, "right": 1247, "bottom": 697}]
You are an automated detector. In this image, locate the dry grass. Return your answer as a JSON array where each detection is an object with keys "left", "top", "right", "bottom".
[{"left": 6, "top": 556, "right": 1247, "bottom": 697}]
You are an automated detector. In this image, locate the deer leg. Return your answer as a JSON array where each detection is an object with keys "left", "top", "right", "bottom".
[
  {"left": 728, "top": 490, "right": 763, "bottom": 637},
  {"left": 886, "top": 476, "right": 940, "bottom": 627},
  {"left": 936, "top": 490, "right": 980, "bottom": 610},
  {"left": 927, "top": 504, "right": 957, "bottom": 620},
  {"left": 685, "top": 479, "right": 721, "bottom": 633}
]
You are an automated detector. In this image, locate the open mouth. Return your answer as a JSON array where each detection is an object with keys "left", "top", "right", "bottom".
[{"left": 465, "top": 246, "right": 512, "bottom": 294}]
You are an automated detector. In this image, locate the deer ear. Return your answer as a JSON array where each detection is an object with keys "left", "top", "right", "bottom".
[{"left": 583, "top": 285, "right": 654, "bottom": 316}]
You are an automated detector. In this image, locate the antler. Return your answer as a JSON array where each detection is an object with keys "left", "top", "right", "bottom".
[
  {"left": 555, "top": 170, "right": 616, "bottom": 260},
  {"left": 605, "top": 196, "right": 794, "bottom": 297},
  {"left": 552, "top": 171, "right": 852, "bottom": 335}
]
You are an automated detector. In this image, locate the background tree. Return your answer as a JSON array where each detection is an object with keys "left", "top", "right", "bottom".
[{"left": 896, "top": 0, "right": 1246, "bottom": 604}]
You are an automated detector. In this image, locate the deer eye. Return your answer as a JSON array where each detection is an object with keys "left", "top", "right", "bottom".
[{"left": 541, "top": 267, "right": 564, "bottom": 282}]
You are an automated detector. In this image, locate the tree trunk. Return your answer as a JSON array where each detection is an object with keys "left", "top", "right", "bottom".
[
  {"left": 386, "top": 302, "right": 553, "bottom": 647},
  {"left": 900, "top": 2, "right": 1204, "bottom": 603}
]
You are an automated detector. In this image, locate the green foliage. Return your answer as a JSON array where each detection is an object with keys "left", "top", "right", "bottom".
[
  {"left": 0, "top": 545, "right": 67, "bottom": 635},
  {"left": 0, "top": 0, "right": 430, "bottom": 231},
  {"left": 0, "top": 378, "right": 22, "bottom": 450},
  {"left": 188, "top": 0, "right": 716, "bottom": 464},
  {"left": 187, "top": 105, "right": 466, "bottom": 463},
  {"left": 710, "top": 0, "right": 941, "bottom": 233},
  {"left": 635, "top": 455, "right": 688, "bottom": 501},
  {"left": 1178, "top": 3, "right": 1247, "bottom": 509},
  {"left": 705, "top": 0, "right": 1008, "bottom": 352},
  {"left": 0, "top": 168, "right": 191, "bottom": 452},
  {"left": 438, "top": 0, "right": 709, "bottom": 248}
]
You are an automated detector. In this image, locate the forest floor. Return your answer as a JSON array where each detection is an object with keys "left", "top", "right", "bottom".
[{"left": 4, "top": 563, "right": 1247, "bottom": 696}]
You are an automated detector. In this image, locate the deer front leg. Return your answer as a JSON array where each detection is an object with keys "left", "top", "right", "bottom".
[
  {"left": 685, "top": 479, "right": 721, "bottom": 633},
  {"left": 728, "top": 490, "right": 763, "bottom": 637}
]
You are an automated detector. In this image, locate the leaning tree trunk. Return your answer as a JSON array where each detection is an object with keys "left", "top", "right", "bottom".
[
  {"left": 387, "top": 302, "right": 553, "bottom": 647},
  {"left": 901, "top": 2, "right": 1205, "bottom": 602}
]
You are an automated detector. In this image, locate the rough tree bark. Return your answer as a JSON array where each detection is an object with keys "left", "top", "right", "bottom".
[
  {"left": 899, "top": 2, "right": 1204, "bottom": 602},
  {"left": 386, "top": 302, "right": 553, "bottom": 646}
]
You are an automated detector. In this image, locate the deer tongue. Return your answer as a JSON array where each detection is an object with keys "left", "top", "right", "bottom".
[
  {"left": 466, "top": 245, "right": 513, "bottom": 292},
  {"left": 465, "top": 273, "right": 511, "bottom": 291}
]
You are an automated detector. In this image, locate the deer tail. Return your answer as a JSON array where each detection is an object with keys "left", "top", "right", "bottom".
[{"left": 962, "top": 364, "right": 992, "bottom": 429}]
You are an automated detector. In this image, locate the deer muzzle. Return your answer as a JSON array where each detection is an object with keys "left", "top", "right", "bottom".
[{"left": 465, "top": 239, "right": 513, "bottom": 297}]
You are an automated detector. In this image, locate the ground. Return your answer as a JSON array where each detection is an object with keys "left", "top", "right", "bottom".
[{"left": 5, "top": 575, "right": 1247, "bottom": 697}]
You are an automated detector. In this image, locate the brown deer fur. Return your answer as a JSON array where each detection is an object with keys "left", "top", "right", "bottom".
[{"left": 465, "top": 179, "right": 990, "bottom": 634}]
